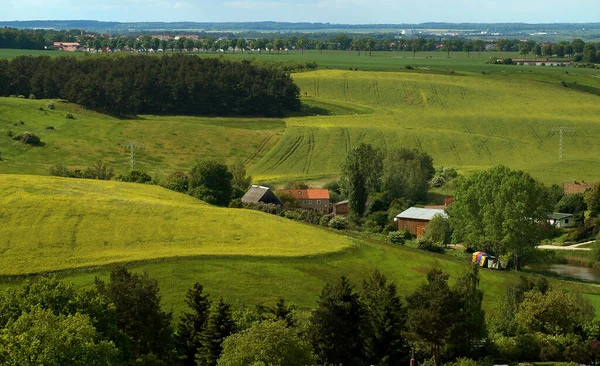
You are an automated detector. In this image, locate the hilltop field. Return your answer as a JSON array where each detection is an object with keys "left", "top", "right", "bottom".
[{"left": 2, "top": 49, "right": 600, "bottom": 315}]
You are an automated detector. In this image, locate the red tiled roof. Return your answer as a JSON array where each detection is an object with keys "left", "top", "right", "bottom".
[{"left": 279, "top": 189, "right": 330, "bottom": 200}]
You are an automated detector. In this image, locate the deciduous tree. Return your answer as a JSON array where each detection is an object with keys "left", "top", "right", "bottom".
[{"left": 340, "top": 143, "right": 383, "bottom": 218}]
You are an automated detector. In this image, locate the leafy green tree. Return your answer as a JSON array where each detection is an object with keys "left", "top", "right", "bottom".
[
  {"left": 585, "top": 182, "right": 600, "bottom": 217},
  {"left": 176, "top": 283, "right": 211, "bottom": 366},
  {"left": 406, "top": 269, "right": 459, "bottom": 366},
  {"left": 189, "top": 160, "right": 233, "bottom": 206},
  {"left": 273, "top": 39, "right": 284, "bottom": 54},
  {"left": 448, "top": 166, "right": 552, "bottom": 270},
  {"left": 296, "top": 36, "right": 308, "bottom": 54},
  {"left": 95, "top": 267, "right": 174, "bottom": 362},
  {"left": 361, "top": 270, "right": 408, "bottom": 365},
  {"left": 420, "top": 213, "right": 451, "bottom": 246},
  {"left": 309, "top": 276, "right": 364, "bottom": 365},
  {"left": 197, "top": 297, "right": 237, "bottom": 366},
  {"left": 271, "top": 297, "right": 295, "bottom": 328},
  {"left": 383, "top": 148, "right": 435, "bottom": 202},
  {"left": 340, "top": 143, "right": 383, "bottom": 218},
  {"left": 516, "top": 289, "right": 594, "bottom": 336},
  {"left": 464, "top": 41, "right": 474, "bottom": 58},
  {"left": 229, "top": 160, "right": 252, "bottom": 193},
  {"left": 217, "top": 320, "right": 315, "bottom": 366},
  {"left": 451, "top": 265, "right": 486, "bottom": 357},
  {"left": 0, "top": 307, "right": 121, "bottom": 366}
]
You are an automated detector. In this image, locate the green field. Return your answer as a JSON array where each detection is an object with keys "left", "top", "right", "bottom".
[
  {"left": 0, "top": 98, "right": 284, "bottom": 177},
  {"left": 2, "top": 174, "right": 598, "bottom": 316},
  {"left": 0, "top": 174, "right": 353, "bottom": 275},
  {"left": 251, "top": 68, "right": 600, "bottom": 184}
]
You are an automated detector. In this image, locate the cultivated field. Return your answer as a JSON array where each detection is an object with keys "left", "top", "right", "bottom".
[
  {"left": 0, "top": 174, "right": 353, "bottom": 275},
  {"left": 252, "top": 68, "right": 600, "bottom": 184}
]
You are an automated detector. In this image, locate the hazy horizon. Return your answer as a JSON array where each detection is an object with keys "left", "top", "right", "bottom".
[{"left": 3, "top": 0, "right": 599, "bottom": 25}]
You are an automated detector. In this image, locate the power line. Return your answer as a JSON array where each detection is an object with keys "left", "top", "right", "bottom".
[
  {"left": 122, "top": 141, "right": 144, "bottom": 171},
  {"left": 548, "top": 127, "right": 575, "bottom": 160}
]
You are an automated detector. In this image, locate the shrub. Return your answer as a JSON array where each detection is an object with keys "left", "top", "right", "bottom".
[
  {"left": 388, "top": 231, "right": 406, "bottom": 245},
  {"left": 417, "top": 237, "right": 445, "bottom": 253},
  {"left": 430, "top": 175, "right": 445, "bottom": 188},
  {"left": 328, "top": 215, "right": 349, "bottom": 230},
  {"left": 19, "top": 120, "right": 24, "bottom": 125},
  {"left": 13, "top": 132, "right": 41, "bottom": 145},
  {"left": 228, "top": 198, "right": 243, "bottom": 208},
  {"left": 28, "top": 93, "right": 36, "bottom": 100},
  {"left": 17, "top": 95, "right": 25, "bottom": 98},
  {"left": 66, "top": 113, "right": 75, "bottom": 119},
  {"left": 84, "top": 160, "right": 114, "bottom": 180},
  {"left": 6, "top": 130, "right": 14, "bottom": 137},
  {"left": 45, "top": 126, "right": 55, "bottom": 130},
  {"left": 46, "top": 101, "right": 55, "bottom": 110},
  {"left": 116, "top": 170, "right": 152, "bottom": 183},
  {"left": 163, "top": 171, "right": 189, "bottom": 193},
  {"left": 244, "top": 202, "right": 283, "bottom": 215},
  {"left": 319, "top": 213, "right": 335, "bottom": 226},
  {"left": 382, "top": 223, "right": 397, "bottom": 234},
  {"left": 49, "top": 164, "right": 71, "bottom": 177}
]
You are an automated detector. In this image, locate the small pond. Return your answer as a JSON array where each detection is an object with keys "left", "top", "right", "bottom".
[{"left": 546, "top": 264, "right": 600, "bottom": 283}]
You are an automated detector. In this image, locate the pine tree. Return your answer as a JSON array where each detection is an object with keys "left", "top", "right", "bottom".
[
  {"left": 309, "top": 276, "right": 364, "bottom": 365},
  {"left": 176, "top": 283, "right": 211, "bottom": 366},
  {"left": 362, "top": 269, "right": 409, "bottom": 365},
  {"left": 271, "top": 297, "right": 295, "bottom": 328},
  {"left": 197, "top": 297, "right": 236, "bottom": 366}
]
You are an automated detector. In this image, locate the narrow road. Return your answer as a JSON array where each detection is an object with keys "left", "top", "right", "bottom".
[{"left": 537, "top": 240, "right": 594, "bottom": 251}]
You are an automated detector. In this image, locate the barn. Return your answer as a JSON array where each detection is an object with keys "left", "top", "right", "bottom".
[
  {"left": 395, "top": 207, "right": 447, "bottom": 237},
  {"left": 241, "top": 185, "right": 283, "bottom": 206}
]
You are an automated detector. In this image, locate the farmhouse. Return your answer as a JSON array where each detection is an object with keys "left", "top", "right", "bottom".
[
  {"left": 547, "top": 212, "right": 574, "bottom": 228},
  {"left": 332, "top": 199, "right": 370, "bottom": 216},
  {"left": 241, "top": 185, "right": 283, "bottom": 206},
  {"left": 395, "top": 207, "right": 447, "bottom": 237},
  {"left": 278, "top": 189, "right": 330, "bottom": 212},
  {"left": 563, "top": 180, "right": 593, "bottom": 195}
]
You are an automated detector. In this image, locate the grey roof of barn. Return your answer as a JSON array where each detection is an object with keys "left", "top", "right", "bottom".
[
  {"left": 241, "top": 185, "right": 283, "bottom": 205},
  {"left": 395, "top": 207, "right": 447, "bottom": 221},
  {"left": 548, "top": 212, "right": 574, "bottom": 220}
]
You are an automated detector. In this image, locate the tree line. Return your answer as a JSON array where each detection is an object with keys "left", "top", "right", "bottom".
[
  {"left": 0, "top": 55, "right": 301, "bottom": 116},
  {"left": 1, "top": 266, "right": 598, "bottom": 365}
]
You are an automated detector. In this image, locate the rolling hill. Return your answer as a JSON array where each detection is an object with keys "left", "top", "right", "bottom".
[
  {"left": 252, "top": 69, "right": 600, "bottom": 184},
  {"left": 0, "top": 174, "right": 353, "bottom": 275}
]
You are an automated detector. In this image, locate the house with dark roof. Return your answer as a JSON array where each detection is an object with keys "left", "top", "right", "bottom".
[
  {"left": 278, "top": 189, "right": 330, "bottom": 212},
  {"left": 395, "top": 207, "right": 447, "bottom": 237},
  {"left": 241, "top": 185, "right": 283, "bottom": 206}
]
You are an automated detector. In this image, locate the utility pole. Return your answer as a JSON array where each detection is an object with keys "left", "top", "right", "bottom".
[
  {"left": 122, "top": 142, "right": 144, "bottom": 171},
  {"left": 548, "top": 127, "right": 575, "bottom": 160}
]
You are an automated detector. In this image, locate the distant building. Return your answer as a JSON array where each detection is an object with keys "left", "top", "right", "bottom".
[
  {"left": 395, "top": 207, "right": 447, "bottom": 237},
  {"left": 278, "top": 189, "right": 330, "bottom": 212},
  {"left": 241, "top": 185, "right": 283, "bottom": 206},
  {"left": 547, "top": 213, "right": 574, "bottom": 228},
  {"left": 563, "top": 180, "right": 594, "bottom": 195},
  {"left": 53, "top": 42, "right": 81, "bottom": 52},
  {"left": 332, "top": 199, "right": 371, "bottom": 216},
  {"left": 424, "top": 197, "right": 454, "bottom": 210}
]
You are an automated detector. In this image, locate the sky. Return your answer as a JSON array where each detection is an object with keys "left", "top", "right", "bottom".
[{"left": 2, "top": 0, "right": 599, "bottom": 24}]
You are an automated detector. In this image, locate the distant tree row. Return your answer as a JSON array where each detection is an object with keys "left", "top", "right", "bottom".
[
  {"left": 0, "top": 28, "right": 80, "bottom": 49},
  {"left": 0, "top": 55, "right": 301, "bottom": 116}
]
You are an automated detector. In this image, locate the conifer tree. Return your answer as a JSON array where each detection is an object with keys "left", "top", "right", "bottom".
[
  {"left": 362, "top": 269, "right": 408, "bottom": 365},
  {"left": 176, "top": 283, "right": 211, "bottom": 366},
  {"left": 309, "top": 276, "right": 364, "bottom": 365},
  {"left": 197, "top": 297, "right": 236, "bottom": 366}
]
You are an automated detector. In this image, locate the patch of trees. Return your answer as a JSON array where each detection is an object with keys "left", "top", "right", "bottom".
[
  {"left": 0, "top": 266, "right": 495, "bottom": 365},
  {"left": 50, "top": 160, "right": 115, "bottom": 180},
  {"left": 0, "top": 55, "right": 301, "bottom": 117}
]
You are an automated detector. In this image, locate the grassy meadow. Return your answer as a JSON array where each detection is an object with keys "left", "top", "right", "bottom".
[
  {"left": 2, "top": 174, "right": 599, "bottom": 316},
  {"left": 0, "top": 98, "right": 284, "bottom": 177}
]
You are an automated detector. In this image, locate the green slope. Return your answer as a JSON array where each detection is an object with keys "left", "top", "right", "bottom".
[
  {"left": 252, "top": 69, "right": 600, "bottom": 184},
  {"left": 0, "top": 174, "right": 352, "bottom": 275},
  {"left": 0, "top": 98, "right": 284, "bottom": 177}
]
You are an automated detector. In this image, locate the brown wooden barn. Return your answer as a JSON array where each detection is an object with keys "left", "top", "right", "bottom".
[{"left": 395, "top": 207, "right": 447, "bottom": 237}]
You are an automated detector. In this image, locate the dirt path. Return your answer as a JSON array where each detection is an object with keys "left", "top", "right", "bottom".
[{"left": 537, "top": 240, "right": 594, "bottom": 251}]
